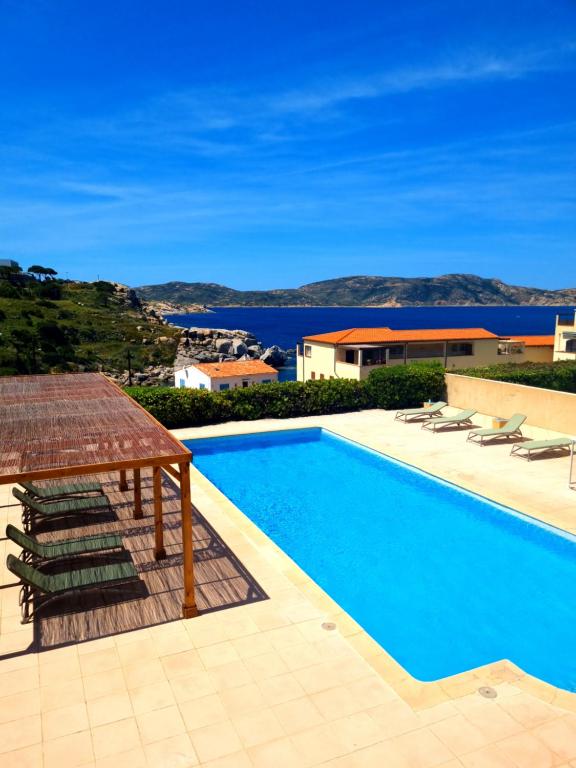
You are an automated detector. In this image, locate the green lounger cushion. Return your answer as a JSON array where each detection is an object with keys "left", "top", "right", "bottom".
[
  {"left": 6, "top": 524, "right": 123, "bottom": 560},
  {"left": 396, "top": 401, "right": 447, "bottom": 417},
  {"left": 13, "top": 488, "right": 110, "bottom": 516},
  {"left": 513, "top": 438, "right": 573, "bottom": 451},
  {"left": 469, "top": 413, "right": 526, "bottom": 437},
  {"left": 426, "top": 409, "right": 476, "bottom": 425},
  {"left": 6, "top": 553, "right": 137, "bottom": 595},
  {"left": 20, "top": 480, "right": 103, "bottom": 499}
]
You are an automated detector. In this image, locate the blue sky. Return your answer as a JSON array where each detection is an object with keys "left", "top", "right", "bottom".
[{"left": 1, "top": 0, "right": 575, "bottom": 289}]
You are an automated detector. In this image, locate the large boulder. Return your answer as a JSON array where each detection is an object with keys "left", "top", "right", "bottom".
[
  {"left": 260, "top": 345, "right": 287, "bottom": 367},
  {"left": 215, "top": 339, "right": 232, "bottom": 354},
  {"left": 231, "top": 339, "right": 248, "bottom": 356}
]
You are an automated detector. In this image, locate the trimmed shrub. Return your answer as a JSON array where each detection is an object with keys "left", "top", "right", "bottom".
[
  {"left": 452, "top": 361, "right": 576, "bottom": 394},
  {"left": 363, "top": 362, "right": 446, "bottom": 409},
  {"left": 126, "top": 363, "right": 445, "bottom": 428}
]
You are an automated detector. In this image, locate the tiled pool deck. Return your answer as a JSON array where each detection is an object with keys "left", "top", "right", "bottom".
[{"left": 1, "top": 407, "right": 576, "bottom": 767}]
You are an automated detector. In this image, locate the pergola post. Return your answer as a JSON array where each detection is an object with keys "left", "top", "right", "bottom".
[
  {"left": 152, "top": 466, "right": 166, "bottom": 560},
  {"left": 119, "top": 469, "right": 128, "bottom": 491},
  {"left": 179, "top": 460, "right": 198, "bottom": 618},
  {"left": 133, "top": 468, "right": 143, "bottom": 519}
]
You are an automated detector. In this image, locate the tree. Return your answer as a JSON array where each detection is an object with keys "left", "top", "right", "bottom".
[{"left": 27, "top": 265, "right": 58, "bottom": 281}]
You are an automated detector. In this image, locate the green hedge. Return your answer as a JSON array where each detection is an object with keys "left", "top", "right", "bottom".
[
  {"left": 126, "top": 362, "right": 445, "bottom": 428},
  {"left": 452, "top": 361, "right": 576, "bottom": 394}
]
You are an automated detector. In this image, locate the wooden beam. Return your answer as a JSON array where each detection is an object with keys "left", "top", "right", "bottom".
[
  {"left": 119, "top": 469, "right": 128, "bottom": 491},
  {"left": 162, "top": 464, "right": 181, "bottom": 482},
  {"left": 179, "top": 460, "right": 198, "bottom": 618},
  {"left": 152, "top": 466, "right": 166, "bottom": 560},
  {"left": 133, "top": 468, "right": 143, "bottom": 519}
]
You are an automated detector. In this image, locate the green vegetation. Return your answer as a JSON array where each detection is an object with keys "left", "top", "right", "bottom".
[
  {"left": 453, "top": 361, "right": 576, "bottom": 394},
  {"left": 126, "top": 363, "right": 445, "bottom": 428},
  {"left": 0, "top": 266, "right": 179, "bottom": 376}
]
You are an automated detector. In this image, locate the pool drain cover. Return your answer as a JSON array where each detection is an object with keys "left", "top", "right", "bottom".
[
  {"left": 478, "top": 686, "right": 497, "bottom": 699},
  {"left": 321, "top": 622, "right": 337, "bottom": 631}
]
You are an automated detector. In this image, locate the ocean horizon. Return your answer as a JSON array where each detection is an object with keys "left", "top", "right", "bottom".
[{"left": 167, "top": 305, "right": 575, "bottom": 381}]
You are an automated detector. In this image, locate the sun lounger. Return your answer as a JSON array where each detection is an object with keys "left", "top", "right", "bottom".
[
  {"left": 20, "top": 480, "right": 104, "bottom": 500},
  {"left": 466, "top": 414, "right": 526, "bottom": 445},
  {"left": 6, "top": 553, "right": 138, "bottom": 623},
  {"left": 12, "top": 488, "right": 111, "bottom": 530},
  {"left": 422, "top": 409, "right": 477, "bottom": 432},
  {"left": 510, "top": 437, "right": 574, "bottom": 461},
  {"left": 394, "top": 401, "right": 447, "bottom": 423},
  {"left": 6, "top": 524, "right": 123, "bottom": 564}
]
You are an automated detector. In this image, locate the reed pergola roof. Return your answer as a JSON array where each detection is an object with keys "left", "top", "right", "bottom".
[{"left": 0, "top": 373, "right": 197, "bottom": 618}]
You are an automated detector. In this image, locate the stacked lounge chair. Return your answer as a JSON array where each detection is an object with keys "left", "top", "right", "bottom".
[
  {"left": 19, "top": 479, "right": 104, "bottom": 500},
  {"left": 6, "top": 524, "right": 124, "bottom": 564},
  {"left": 13, "top": 487, "right": 111, "bottom": 530}
]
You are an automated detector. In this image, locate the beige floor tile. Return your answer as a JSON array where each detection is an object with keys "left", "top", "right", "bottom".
[
  {"left": 460, "top": 744, "right": 520, "bottom": 767},
  {"left": 259, "top": 671, "right": 307, "bottom": 706},
  {"left": 42, "top": 702, "right": 89, "bottom": 740},
  {"left": 94, "top": 746, "right": 147, "bottom": 768},
  {"left": 197, "top": 641, "right": 241, "bottom": 669},
  {"left": 278, "top": 641, "right": 323, "bottom": 671},
  {"left": 208, "top": 659, "right": 253, "bottom": 691},
  {"left": 189, "top": 720, "right": 243, "bottom": 763},
  {"left": 0, "top": 665, "right": 39, "bottom": 697},
  {"left": 232, "top": 707, "right": 285, "bottom": 748},
  {"left": 144, "top": 733, "right": 199, "bottom": 768},
  {"left": 0, "top": 714, "right": 41, "bottom": 755},
  {"left": 0, "top": 689, "right": 40, "bottom": 724},
  {"left": 202, "top": 750, "right": 253, "bottom": 768},
  {"left": 43, "top": 730, "right": 94, "bottom": 768},
  {"left": 40, "top": 677, "right": 85, "bottom": 712},
  {"left": 368, "top": 698, "right": 422, "bottom": 738},
  {"left": 0, "top": 743, "right": 43, "bottom": 768},
  {"left": 243, "top": 652, "right": 289, "bottom": 682},
  {"left": 248, "top": 736, "right": 306, "bottom": 768},
  {"left": 430, "top": 714, "right": 490, "bottom": 756},
  {"left": 291, "top": 722, "right": 351, "bottom": 766},
  {"left": 39, "top": 657, "right": 82, "bottom": 687},
  {"left": 117, "top": 638, "right": 159, "bottom": 667},
  {"left": 293, "top": 662, "right": 344, "bottom": 695},
  {"left": 333, "top": 711, "right": 384, "bottom": 752},
  {"left": 310, "top": 685, "right": 364, "bottom": 720},
  {"left": 496, "top": 731, "right": 559, "bottom": 768},
  {"left": 129, "top": 680, "right": 175, "bottom": 715},
  {"left": 533, "top": 716, "right": 576, "bottom": 762},
  {"left": 497, "top": 694, "right": 562, "bottom": 729},
  {"left": 169, "top": 669, "right": 218, "bottom": 702},
  {"left": 219, "top": 682, "right": 267, "bottom": 717},
  {"left": 272, "top": 696, "right": 325, "bottom": 735},
  {"left": 123, "top": 658, "right": 166, "bottom": 689},
  {"left": 136, "top": 704, "right": 186, "bottom": 745},
  {"left": 231, "top": 631, "right": 275, "bottom": 659},
  {"left": 91, "top": 717, "right": 141, "bottom": 760},
  {"left": 179, "top": 693, "right": 228, "bottom": 731},
  {"left": 391, "top": 727, "right": 455, "bottom": 768},
  {"left": 83, "top": 668, "right": 126, "bottom": 700},
  {"left": 78, "top": 648, "right": 121, "bottom": 678},
  {"left": 161, "top": 650, "right": 204, "bottom": 680},
  {"left": 87, "top": 692, "right": 133, "bottom": 728}
]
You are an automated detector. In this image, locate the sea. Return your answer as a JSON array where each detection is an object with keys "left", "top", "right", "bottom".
[{"left": 166, "top": 305, "right": 575, "bottom": 382}]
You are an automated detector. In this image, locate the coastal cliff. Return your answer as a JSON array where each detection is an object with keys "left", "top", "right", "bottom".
[{"left": 135, "top": 274, "right": 576, "bottom": 308}]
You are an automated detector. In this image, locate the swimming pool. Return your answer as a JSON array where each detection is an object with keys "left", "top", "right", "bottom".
[{"left": 186, "top": 428, "right": 576, "bottom": 691}]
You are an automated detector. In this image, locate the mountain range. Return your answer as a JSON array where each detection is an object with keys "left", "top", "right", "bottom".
[{"left": 135, "top": 274, "right": 576, "bottom": 308}]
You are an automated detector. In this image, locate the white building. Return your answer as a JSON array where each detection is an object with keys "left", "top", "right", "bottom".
[
  {"left": 554, "top": 310, "right": 576, "bottom": 360},
  {"left": 175, "top": 360, "right": 278, "bottom": 392}
]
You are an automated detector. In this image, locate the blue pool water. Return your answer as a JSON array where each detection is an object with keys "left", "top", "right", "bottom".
[{"left": 187, "top": 428, "right": 576, "bottom": 691}]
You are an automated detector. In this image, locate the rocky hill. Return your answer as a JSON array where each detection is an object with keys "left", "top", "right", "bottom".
[{"left": 135, "top": 274, "right": 576, "bottom": 307}]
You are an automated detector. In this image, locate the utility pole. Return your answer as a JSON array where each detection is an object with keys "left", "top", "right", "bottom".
[{"left": 127, "top": 350, "right": 133, "bottom": 386}]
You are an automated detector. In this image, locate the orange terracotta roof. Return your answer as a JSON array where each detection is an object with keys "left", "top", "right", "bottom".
[
  {"left": 304, "top": 327, "right": 499, "bottom": 344},
  {"left": 505, "top": 335, "right": 555, "bottom": 347},
  {"left": 192, "top": 360, "right": 278, "bottom": 379}
]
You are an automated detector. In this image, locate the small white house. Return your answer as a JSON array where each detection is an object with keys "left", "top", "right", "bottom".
[{"left": 175, "top": 360, "right": 279, "bottom": 392}]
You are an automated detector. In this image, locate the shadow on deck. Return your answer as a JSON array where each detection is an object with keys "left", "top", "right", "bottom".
[{"left": 24, "top": 470, "right": 267, "bottom": 649}]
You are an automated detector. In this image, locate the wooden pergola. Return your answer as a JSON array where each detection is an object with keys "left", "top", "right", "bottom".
[{"left": 0, "top": 372, "right": 197, "bottom": 618}]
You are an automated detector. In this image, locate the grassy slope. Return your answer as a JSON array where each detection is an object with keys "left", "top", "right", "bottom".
[{"left": 0, "top": 281, "right": 180, "bottom": 376}]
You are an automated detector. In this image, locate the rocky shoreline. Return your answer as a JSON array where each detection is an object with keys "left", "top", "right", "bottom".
[{"left": 111, "top": 326, "right": 290, "bottom": 387}]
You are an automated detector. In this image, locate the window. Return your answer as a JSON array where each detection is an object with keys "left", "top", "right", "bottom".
[
  {"left": 178, "top": 379, "right": 186, "bottom": 388},
  {"left": 319, "top": 373, "right": 325, "bottom": 380},
  {"left": 304, "top": 345, "right": 312, "bottom": 358},
  {"left": 219, "top": 383, "right": 230, "bottom": 391},
  {"left": 242, "top": 380, "right": 249, "bottom": 388},
  {"left": 344, "top": 349, "right": 356, "bottom": 364},
  {"left": 406, "top": 343, "right": 445, "bottom": 359},
  {"left": 447, "top": 342, "right": 473, "bottom": 357},
  {"left": 311, "top": 372, "right": 316, "bottom": 380},
  {"left": 567, "top": 339, "right": 576, "bottom": 353},
  {"left": 199, "top": 383, "right": 206, "bottom": 390},
  {"left": 262, "top": 379, "right": 271, "bottom": 384}
]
